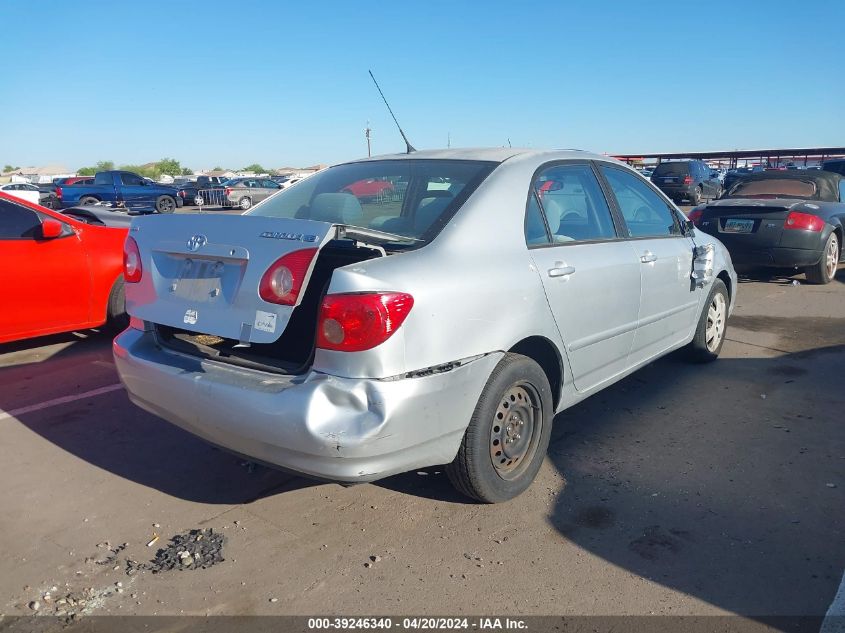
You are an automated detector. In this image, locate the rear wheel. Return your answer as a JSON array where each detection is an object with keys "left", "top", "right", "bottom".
[
  {"left": 686, "top": 279, "right": 728, "bottom": 363},
  {"left": 106, "top": 277, "right": 128, "bottom": 331},
  {"left": 690, "top": 186, "right": 702, "bottom": 205},
  {"left": 804, "top": 232, "right": 839, "bottom": 285},
  {"left": 79, "top": 196, "right": 99, "bottom": 206},
  {"left": 446, "top": 353, "right": 553, "bottom": 503},
  {"left": 156, "top": 195, "right": 176, "bottom": 213},
  {"left": 239, "top": 196, "right": 252, "bottom": 211}
]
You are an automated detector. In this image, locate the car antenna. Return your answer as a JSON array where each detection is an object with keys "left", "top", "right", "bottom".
[{"left": 368, "top": 70, "right": 415, "bottom": 153}]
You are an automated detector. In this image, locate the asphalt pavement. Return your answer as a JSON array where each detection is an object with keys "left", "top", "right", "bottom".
[{"left": 0, "top": 267, "right": 843, "bottom": 630}]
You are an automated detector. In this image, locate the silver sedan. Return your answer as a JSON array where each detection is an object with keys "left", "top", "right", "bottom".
[{"left": 114, "top": 148, "right": 736, "bottom": 503}]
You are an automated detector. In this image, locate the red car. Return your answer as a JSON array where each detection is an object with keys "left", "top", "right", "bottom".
[
  {"left": 341, "top": 178, "right": 394, "bottom": 199},
  {"left": 0, "top": 192, "right": 128, "bottom": 344}
]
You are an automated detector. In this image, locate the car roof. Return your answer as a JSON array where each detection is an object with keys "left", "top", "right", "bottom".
[{"left": 346, "top": 147, "right": 611, "bottom": 165}]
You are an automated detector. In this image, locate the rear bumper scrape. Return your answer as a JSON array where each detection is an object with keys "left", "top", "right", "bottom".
[{"left": 113, "top": 327, "right": 502, "bottom": 482}]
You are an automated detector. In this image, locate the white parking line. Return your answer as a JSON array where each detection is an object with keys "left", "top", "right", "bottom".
[
  {"left": 821, "top": 569, "right": 845, "bottom": 633},
  {"left": 0, "top": 383, "right": 124, "bottom": 421}
]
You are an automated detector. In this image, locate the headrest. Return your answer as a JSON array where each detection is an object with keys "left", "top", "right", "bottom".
[{"left": 309, "top": 193, "right": 364, "bottom": 225}]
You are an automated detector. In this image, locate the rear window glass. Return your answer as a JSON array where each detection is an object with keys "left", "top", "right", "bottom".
[
  {"left": 248, "top": 159, "right": 496, "bottom": 246},
  {"left": 652, "top": 163, "right": 690, "bottom": 176},
  {"left": 730, "top": 179, "right": 817, "bottom": 199}
]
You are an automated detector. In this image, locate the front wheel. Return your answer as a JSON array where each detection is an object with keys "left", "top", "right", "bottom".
[
  {"left": 446, "top": 353, "right": 553, "bottom": 503},
  {"left": 156, "top": 196, "right": 176, "bottom": 213},
  {"left": 686, "top": 279, "right": 728, "bottom": 363},
  {"left": 804, "top": 232, "right": 839, "bottom": 285}
]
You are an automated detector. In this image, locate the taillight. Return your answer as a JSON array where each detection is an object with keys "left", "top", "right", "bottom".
[
  {"left": 178, "top": 190, "right": 185, "bottom": 198},
  {"left": 784, "top": 211, "right": 824, "bottom": 232},
  {"left": 682, "top": 175, "right": 693, "bottom": 185},
  {"left": 258, "top": 248, "right": 318, "bottom": 305},
  {"left": 687, "top": 209, "right": 704, "bottom": 226},
  {"left": 123, "top": 236, "right": 143, "bottom": 283},
  {"left": 316, "top": 292, "right": 414, "bottom": 352},
  {"left": 55, "top": 186, "right": 62, "bottom": 200},
  {"left": 224, "top": 187, "right": 232, "bottom": 197}
]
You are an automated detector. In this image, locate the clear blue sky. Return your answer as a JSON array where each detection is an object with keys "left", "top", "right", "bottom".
[{"left": 1, "top": 0, "right": 843, "bottom": 171}]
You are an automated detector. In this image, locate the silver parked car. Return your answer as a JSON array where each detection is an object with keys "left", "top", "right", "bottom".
[
  {"left": 222, "top": 177, "right": 282, "bottom": 210},
  {"left": 114, "top": 149, "right": 736, "bottom": 503}
]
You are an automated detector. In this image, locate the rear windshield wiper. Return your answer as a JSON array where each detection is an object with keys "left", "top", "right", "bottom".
[{"left": 335, "top": 224, "right": 423, "bottom": 244}]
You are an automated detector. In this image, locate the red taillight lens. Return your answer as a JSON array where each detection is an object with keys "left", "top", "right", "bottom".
[
  {"left": 55, "top": 186, "right": 63, "bottom": 199},
  {"left": 123, "top": 236, "right": 143, "bottom": 283},
  {"left": 258, "top": 248, "right": 318, "bottom": 305},
  {"left": 178, "top": 190, "right": 185, "bottom": 198},
  {"left": 687, "top": 209, "right": 704, "bottom": 226},
  {"left": 682, "top": 175, "right": 693, "bottom": 185},
  {"left": 224, "top": 187, "right": 232, "bottom": 197},
  {"left": 316, "top": 292, "right": 414, "bottom": 352},
  {"left": 784, "top": 211, "right": 824, "bottom": 232}
]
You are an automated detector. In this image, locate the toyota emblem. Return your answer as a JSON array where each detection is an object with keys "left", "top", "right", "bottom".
[{"left": 187, "top": 234, "right": 207, "bottom": 251}]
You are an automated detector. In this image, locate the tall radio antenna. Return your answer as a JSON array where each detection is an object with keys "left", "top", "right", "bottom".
[{"left": 368, "top": 70, "right": 415, "bottom": 153}]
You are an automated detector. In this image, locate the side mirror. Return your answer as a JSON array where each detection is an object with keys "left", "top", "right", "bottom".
[
  {"left": 685, "top": 219, "right": 695, "bottom": 233},
  {"left": 41, "top": 218, "right": 64, "bottom": 239}
]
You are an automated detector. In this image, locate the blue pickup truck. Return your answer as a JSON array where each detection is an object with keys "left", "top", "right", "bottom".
[{"left": 56, "top": 170, "right": 183, "bottom": 213}]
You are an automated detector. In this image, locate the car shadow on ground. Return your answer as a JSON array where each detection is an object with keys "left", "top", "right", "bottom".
[{"left": 382, "top": 343, "right": 845, "bottom": 623}]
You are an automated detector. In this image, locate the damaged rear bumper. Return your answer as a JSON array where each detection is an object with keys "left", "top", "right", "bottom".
[{"left": 113, "top": 327, "right": 501, "bottom": 482}]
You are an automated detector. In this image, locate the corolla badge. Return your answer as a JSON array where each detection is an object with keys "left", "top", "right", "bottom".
[{"left": 187, "top": 234, "right": 208, "bottom": 251}]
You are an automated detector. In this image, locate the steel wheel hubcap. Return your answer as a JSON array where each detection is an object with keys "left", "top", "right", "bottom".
[
  {"left": 706, "top": 292, "right": 726, "bottom": 352},
  {"left": 826, "top": 236, "right": 838, "bottom": 278},
  {"left": 490, "top": 384, "right": 541, "bottom": 479}
]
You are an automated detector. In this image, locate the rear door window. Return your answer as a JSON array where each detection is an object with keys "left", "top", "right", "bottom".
[
  {"left": 531, "top": 163, "right": 617, "bottom": 243},
  {"left": 600, "top": 165, "right": 681, "bottom": 238}
]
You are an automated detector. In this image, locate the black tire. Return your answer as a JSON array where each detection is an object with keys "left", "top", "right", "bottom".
[
  {"left": 239, "top": 196, "right": 252, "bottom": 211},
  {"left": 156, "top": 196, "right": 176, "bottom": 213},
  {"left": 105, "top": 277, "right": 128, "bottom": 331},
  {"left": 714, "top": 185, "right": 723, "bottom": 200},
  {"left": 686, "top": 279, "right": 729, "bottom": 363},
  {"left": 690, "top": 186, "right": 702, "bottom": 205},
  {"left": 446, "top": 353, "right": 553, "bottom": 503},
  {"left": 79, "top": 196, "right": 99, "bottom": 206},
  {"left": 803, "top": 232, "right": 839, "bottom": 285}
]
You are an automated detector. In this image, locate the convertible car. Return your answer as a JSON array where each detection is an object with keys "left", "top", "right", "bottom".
[
  {"left": 113, "top": 148, "right": 736, "bottom": 503},
  {"left": 0, "top": 193, "right": 128, "bottom": 343},
  {"left": 688, "top": 170, "right": 844, "bottom": 284}
]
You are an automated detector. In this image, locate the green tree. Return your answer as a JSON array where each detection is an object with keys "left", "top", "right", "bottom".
[
  {"left": 3, "top": 164, "right": 20, "bottom": 173},
  {"left": 77, "top": 160, "right": 114, "bottom": 176},
  {"left": 181, "top": 167, "right": 193, "bottom": 176},
  {"left": 212, "top": 166, "right": 223, "bottom": 171},
  {"left": 242, "top": 163, "right": 267, "bottom": 174},
  {"left": 156, "top": 157, "right": 182, "bottom": 177}
]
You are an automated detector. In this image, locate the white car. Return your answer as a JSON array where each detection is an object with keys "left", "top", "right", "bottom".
[{"left": 0, "top": 183, "right": 41, "bottom": 205}]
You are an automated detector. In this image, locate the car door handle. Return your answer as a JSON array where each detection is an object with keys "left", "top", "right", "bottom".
[
  {"left": 548, "top": 266, "right": 576, "bottom": 278},
  {"left": 640, "top": 251, "right": 657, "bottom": 264}
]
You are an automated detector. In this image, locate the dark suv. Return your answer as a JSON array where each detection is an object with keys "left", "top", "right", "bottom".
[
  {"left": 650, "top": 160, "right": 722, "bottom": 204},
  {"left": 821, "top": 158, "right": 845, "bottom": 177}
]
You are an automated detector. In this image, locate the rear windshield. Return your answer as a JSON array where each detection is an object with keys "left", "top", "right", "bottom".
[
  {"left": 247, "top": 159, "right": 497, "bottom": 245},
  {"left": 729, "top": 179, "right": 817, "bottom": 199},
  {"left": 652, "top": 162, "right": 690, "bottom": 176}
]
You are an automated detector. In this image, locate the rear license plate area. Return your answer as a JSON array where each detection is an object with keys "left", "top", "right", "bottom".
[
  {"left": 722, "top": 218, "right": 755, "bottom": 233},
  {"left": 172, "top": 257, "right": 226, "bottom": 301}
]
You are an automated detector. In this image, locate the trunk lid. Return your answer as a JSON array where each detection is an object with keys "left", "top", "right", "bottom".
[
  {"left": 697, "top": 198, "right": 797, "bottom": 247},
  {"left": 126, "top": 214, "right": 336, "bottom": 344}
]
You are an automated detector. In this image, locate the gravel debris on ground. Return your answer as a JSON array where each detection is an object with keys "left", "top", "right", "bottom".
[{"left": 127, "top": 528, "right": 226, "bottom": 575}]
